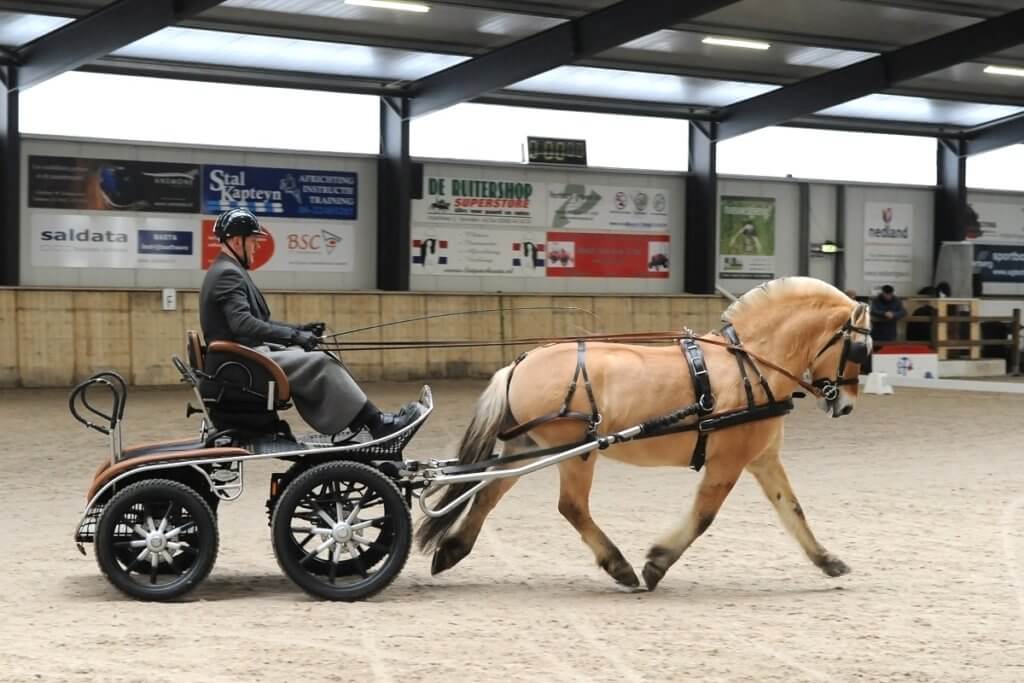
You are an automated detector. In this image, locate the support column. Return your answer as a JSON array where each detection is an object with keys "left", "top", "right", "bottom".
[
  {"left": 377, "top": 96, "right": 412, "bottom": 291},
  {"left": 684, "top": 121, "right": 717, "bottom": 294},
  {"left": 0, "top": 66, "right": 18, "bottom": 286},
  {"left": 798, "top": 182, "right": 810, "bottom": 277},
  {"left": 935, "top": 138, "right": 967, "bottom": 270}
]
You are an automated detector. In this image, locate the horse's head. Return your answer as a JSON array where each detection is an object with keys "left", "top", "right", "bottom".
[
  {"left": 808, "top": 302, "right": 872, "bottom": 417},
  {"left": 722, "top": 277, "right": 873, "bottom": 418}
]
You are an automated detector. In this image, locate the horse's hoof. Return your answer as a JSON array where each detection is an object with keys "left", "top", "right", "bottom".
[
  {"left": 431, "top": 537, "right": 469, "bottom": 575},
  {"left": 642, "top": 562, "right": 665, "bottom": 591},
  {"left": 612, "top": 566, "right": 640, "bottom": 588},
  {"left": 818, "top": 555, "right": 851, "bottom": 578}
]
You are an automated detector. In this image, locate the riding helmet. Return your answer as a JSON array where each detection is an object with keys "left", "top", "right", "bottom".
[{"left": 213, "top": 208, "right": 269, "bottom": 242}]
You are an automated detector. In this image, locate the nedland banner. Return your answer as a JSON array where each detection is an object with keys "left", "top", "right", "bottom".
[
  {"left": 202, "top": 165, "right": 357, "bottom": 220},
  {"left": 718, "top": 196, "right": 776, "bottom": 280},
  {"left": 410, "top": 226, "right": 547, "bottom": 277},
  {"left": 545, "top": 232, "right": 670, "bottom": 278},
  {"left": 413, "top": 176, "right": 544, "bottom": 226},
  {"left": 30, "top": 213, "right": 197, "bottom": 269},
  {"left": 201, "top": 219, "right": 353, "bottom": 272},
  {"left": 969, "top": 202, "right": 1024, "bottom": 245},
  {"left": 28, "top": 155, "right": 200, "bottom": 213},
  {"left": 547, "top": 183, "right": 670, "bottom": 232},
  {"left": 863, "top": 202, "right": 914, "bottom": 285}
]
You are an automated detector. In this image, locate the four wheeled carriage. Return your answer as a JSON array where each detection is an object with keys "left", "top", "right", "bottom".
[{"left": 71, "top": 332, "right": 434, "bottom": 602}]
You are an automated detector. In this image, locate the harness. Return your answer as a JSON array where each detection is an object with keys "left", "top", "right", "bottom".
[{"left": 497, "top": 308, "right": 870, "bottom": 472}]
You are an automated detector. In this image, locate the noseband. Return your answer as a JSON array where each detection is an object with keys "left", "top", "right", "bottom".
[{"left": 810, "top": 304, "right": 872, "bottom": 402}]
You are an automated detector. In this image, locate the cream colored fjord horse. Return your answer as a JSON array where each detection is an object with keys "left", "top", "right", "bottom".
[{"left": 416, "top": 277, "right": 872, "bottom": 590}]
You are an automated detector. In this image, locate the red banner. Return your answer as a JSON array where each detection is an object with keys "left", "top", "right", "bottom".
[
  {"left": 545, "top": 232, "right": 670, "bottom": 278},
  {"left": 201, "top": 219, "right": 275, "bottom": 270}
]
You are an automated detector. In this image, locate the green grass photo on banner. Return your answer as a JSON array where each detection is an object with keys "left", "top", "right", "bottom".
[{"left": 720, "top": 196, "right": 776, "bottom": 256}]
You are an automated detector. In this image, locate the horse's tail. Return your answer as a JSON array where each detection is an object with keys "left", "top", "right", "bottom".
[{"left": 415, "top": 364, "right": 512, "bottom": 552}]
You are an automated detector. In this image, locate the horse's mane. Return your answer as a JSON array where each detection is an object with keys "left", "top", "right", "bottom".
[{"left": 722, "top": 277, "right": 852, "bottom": 324}]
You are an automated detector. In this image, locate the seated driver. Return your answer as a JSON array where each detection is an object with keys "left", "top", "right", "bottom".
[{"left": 199, "top": 208, "right": 417, "bottom": 441}]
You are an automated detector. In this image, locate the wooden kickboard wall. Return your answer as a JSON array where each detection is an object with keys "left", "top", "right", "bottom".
[{"left": 2, "top": 289, "right": 727, "bottom": 387}]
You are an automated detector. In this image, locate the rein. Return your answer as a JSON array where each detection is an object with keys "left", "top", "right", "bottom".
[{"left": 319, "top": 330, "right": 827, "bottom": 399}]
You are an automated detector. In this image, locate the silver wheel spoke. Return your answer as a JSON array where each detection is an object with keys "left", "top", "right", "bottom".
[
  {"left": 157, "top": 508, "right": 171, "bottom": 534},
  {"left": 351, "top": 534, "right": 377, "bottom": 547},
  {"left": 345, "top": 502, "right": 363, "bottom": 525},
  {"left": 316, "top": 508, "right": 336, "bottom": 528},
  {"left": 160, "top": 551, "right": 175, "bottom": 565},
  {"left": 133, "top": 524, "right": 148, "bottom": 539},
  {"left": 165, "top": 522, "right": 194, "bottom": 539},
  {"left": 351, "top": 517, "right": 385, "bottom": 531},
  {"left": 146, "top": 516, "right": 156, "bottom": 533}
]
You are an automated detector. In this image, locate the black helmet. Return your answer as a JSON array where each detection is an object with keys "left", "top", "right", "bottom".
[{"left": 213, "top": 208, "right": 268, "bottom": 242}]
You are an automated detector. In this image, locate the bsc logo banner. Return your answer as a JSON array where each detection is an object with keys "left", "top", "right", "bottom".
[{"left": 203, "top": 165, "right": 357, "bottom": 220}]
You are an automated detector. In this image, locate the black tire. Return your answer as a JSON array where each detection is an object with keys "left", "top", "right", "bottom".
[
  {"left": 271, "top": 461, "right": 411, "bottom": 601},
  {"left": 95, "top": 479, "right": 218, "bottom": 601}
]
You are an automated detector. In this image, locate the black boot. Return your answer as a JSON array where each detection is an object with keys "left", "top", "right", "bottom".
[{"left": 367, "top": 402, "right": 421, "bottom": 440}]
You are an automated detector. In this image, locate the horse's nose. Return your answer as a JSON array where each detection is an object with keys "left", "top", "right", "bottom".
[{"left": 840, "top": 405, "right": 853, "bottom": 416}]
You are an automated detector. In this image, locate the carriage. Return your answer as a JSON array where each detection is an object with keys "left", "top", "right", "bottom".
[{"left": 71, "top": 278, "right": 872, "bottom": 602}]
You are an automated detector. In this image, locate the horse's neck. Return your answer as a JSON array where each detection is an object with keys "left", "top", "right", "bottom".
[{"left": 730, "top": 305, "right": 837, "bottom": 385}]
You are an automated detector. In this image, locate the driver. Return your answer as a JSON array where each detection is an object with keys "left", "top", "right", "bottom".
[{"left": 199, "top": 208, "right": 418, "bottom": 441}]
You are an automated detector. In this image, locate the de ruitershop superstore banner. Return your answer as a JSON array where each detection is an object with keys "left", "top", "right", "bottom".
[
  {"left": 27, "top": 155, "right": 359, "bottom": 272},
  {"left": 411, "top": 175, "right": 673, "bottom": 278}
]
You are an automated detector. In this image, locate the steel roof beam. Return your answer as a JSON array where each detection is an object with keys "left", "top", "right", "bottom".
[
  {"left": 965, "top": 113, "right": 1024, "bottom": 156},
  {"left": 716, "top": 7, "right": 1024, "bottom": 141},
  {"left": 14, "top": 0, "right": 226, "bottom": 91},
  {"left": 406, "top": 0, "right": 740, "bottom": 120}
]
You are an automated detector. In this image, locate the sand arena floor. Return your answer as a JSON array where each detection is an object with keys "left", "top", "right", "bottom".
[{"left": 0, "top": 380, "right": 1022, "bottom": 682}]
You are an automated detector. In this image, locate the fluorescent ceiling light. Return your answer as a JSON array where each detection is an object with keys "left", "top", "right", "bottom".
[
  {"left": 984, "top": 65, "right": 1024, "bottom": 78},
  {"left": 345, "top": 0, "right": 430, "bottom": 12},
  {"left": 702, "top": 36, "right": 770, "bottom": 50}
]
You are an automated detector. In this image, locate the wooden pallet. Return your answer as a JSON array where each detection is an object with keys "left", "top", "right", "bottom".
[{"left": 934, "top": 298, "right": 980, "bottom": 360}]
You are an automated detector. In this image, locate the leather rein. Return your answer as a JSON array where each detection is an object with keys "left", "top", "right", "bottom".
[{"left": 321, "top": 329, "right": 830, "bottom": 399}]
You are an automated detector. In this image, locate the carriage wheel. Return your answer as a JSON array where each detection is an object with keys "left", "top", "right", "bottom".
[
  {"left": 94, "top": 479, "right": 218, "bottom": 601},
  {"left": 271, "top": 461, "right": 411, "bottom": 601}
]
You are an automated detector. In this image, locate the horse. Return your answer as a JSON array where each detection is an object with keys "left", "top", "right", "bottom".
[{"left": 416, "top": 277, "right": 872, "bottom": 591}]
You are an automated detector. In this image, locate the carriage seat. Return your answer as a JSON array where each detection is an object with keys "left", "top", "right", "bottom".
[{"left": 185, "top": 330, "right": 292, "bottom": 433}]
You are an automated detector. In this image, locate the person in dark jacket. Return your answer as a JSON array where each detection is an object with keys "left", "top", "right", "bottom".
[
  {"left": 869, "top": 284, "right": 907, "bottom": 342},
  {"left": 199, "top": 208, "right": 417, "bottom": 441}
]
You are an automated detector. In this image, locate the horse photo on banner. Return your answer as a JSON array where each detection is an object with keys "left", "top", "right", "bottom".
[{"left": 719, "top": 196, "right": 776, "bottom": 280}]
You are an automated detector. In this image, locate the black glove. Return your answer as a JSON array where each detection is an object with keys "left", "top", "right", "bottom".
[
  {"left": 291, "top": 329, "right": 319, "bottom": 352},
  {"left": 299, "top": 321, "right": 327, "bottom": 337}
]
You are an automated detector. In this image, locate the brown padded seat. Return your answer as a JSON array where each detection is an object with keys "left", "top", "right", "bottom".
[
  {"left": 207, "top": 340, "right": 291, "bottom": 402},
  {"left": 87, "top": 447, "right": 249, "bottom": 501}
]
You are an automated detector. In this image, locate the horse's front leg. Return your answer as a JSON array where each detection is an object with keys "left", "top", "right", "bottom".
[
  {"left": 745, "top": 438, "right": 851, "bottom": 578},
  {"left": 642, "top": 455, "right": 744, "bottom": 591}
]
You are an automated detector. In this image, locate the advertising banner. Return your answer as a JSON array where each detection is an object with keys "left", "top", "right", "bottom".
[
  {"left": 28, "top": 155, "right": 200, "bottom": 213},
  {"left": 864, "top": 202, "right": 914, "bottom": 244},
  {"left": 201, "top": 219, "right": 353, "bottom": 272},
  {"left": 413, "top": 176, "right": 544, "bottom": 226},
  {"left": 718, "top": 196, "right": 775, "bottom": 280},
  {"left": 136, "top": 218, "right": 198, "bottom": 269},
  {"left": 545, "top": 232, "right": 670, "bottom": 278},
  {"left": 547, "top": 183, "right": 670, "bottom": 232},
  {"left": 410, "top": 226, "right": 547, "bottom": 277},
  {"left": 973, "top": 244, "right": 1024, "bottom": 284},
  {"left": 863, "top": 244, "right": 913, "bottom": 285},
  {"left": 31, "top": 213, "right": 137, "bottom": 268},
  {"left": 969, "top": 202, "right": 1024, "bottom": 245},
  {"left": 202, "top": 165, "right": 357, "bottom": 219}
]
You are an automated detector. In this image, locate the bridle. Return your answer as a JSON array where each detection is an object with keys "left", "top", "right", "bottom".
[{"left": 809, "top": 303, "right": 872, "bottom": 403}]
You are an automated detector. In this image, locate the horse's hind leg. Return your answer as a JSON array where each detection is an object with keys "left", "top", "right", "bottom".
[
  {"left": 558, "top": 456, "right": 639, "bottom": 588},
  {"left": 745, "top": 438, "right": 850, "bottom": 578},
  {"left": 642, "top": 456, "right": 744, "bottom": 591},
  {"left": 431, "top": 476, "right": 520, "bottom": 575}
]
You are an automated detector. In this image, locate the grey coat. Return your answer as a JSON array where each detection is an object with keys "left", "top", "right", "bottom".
[{"left": 199, "top": 253, "right": 366, "bottom": 432}]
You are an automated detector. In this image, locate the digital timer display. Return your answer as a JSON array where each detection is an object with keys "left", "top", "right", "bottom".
[{"left": 526, "top": 137, "right": 588, "bottom": 166}]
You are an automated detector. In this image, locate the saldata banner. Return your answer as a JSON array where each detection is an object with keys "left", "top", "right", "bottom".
[
  {"left": 202, "top": 165, "right": 357, "bottom": 219},
  {"left": 30, "top": 213, "right": 197, "bottom": 269},
  {"left": 718, "top": 196, "right": 776, "bottom": 280},
  {"left": 28, "top": 155, "right": 200, "bottom": 213}
]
